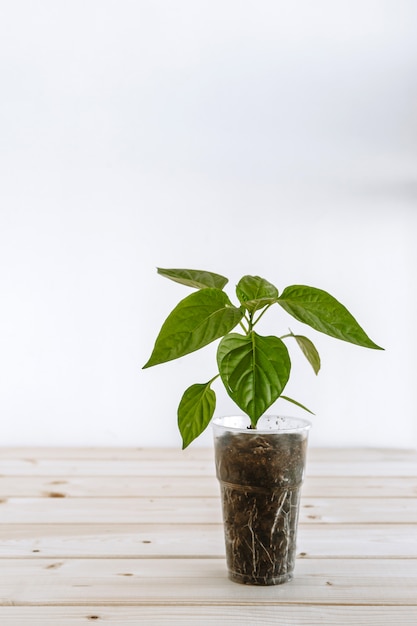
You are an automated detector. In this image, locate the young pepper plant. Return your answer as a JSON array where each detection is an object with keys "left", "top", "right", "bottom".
[{"left": 143, "top": 268, "right": 383, "bottom": 448}]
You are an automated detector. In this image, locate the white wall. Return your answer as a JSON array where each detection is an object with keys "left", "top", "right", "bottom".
[{"left": 1, "top": 1, "right": 416, "bottom": 448}]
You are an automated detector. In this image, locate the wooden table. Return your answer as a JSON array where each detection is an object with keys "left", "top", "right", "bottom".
[{"left": 0, "top": 447, "right": 416, "bottom": 625}]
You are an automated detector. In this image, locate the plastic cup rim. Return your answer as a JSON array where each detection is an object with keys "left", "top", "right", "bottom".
[{"left": 212, "top": 414, "right": 312, "bottom": 435}]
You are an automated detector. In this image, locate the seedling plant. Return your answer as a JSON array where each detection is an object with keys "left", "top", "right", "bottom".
[{"left": 143, "top": 268, "right": 382, "bottom": 448}]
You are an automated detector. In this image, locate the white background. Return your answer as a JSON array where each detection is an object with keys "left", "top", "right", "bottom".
[{"left": 1, "top": 1, "right": 416, "bottom": 448}]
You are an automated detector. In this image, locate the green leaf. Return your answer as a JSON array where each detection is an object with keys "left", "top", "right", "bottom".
[
  {"left": 157, "top": 267, "right": 228, "bottom": 290},
  {"left": 217, "top": 332, "right": 291, "bottom": 426},
  {"left": 278, "top": 285, "right": 384, "bottom": 350},
  {"left": 236, "top": 275, "right": 279, "bottom": 312},
  {"left": 291, "top": 333, "right": 321, "bottom": 374},
  {"left": 280, "top": 395, "right": 315, "bottom": 415},
  {"left": 143, "top": 289, "right": 244, "bottom": 368},
  {"left": 178, "top": 382, "right": 216, "bottom": 449}
]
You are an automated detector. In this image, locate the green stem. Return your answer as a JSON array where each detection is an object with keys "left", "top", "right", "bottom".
[
  {"left": 252, "top": 304, "right": 272, "bottom": 328},
  {"left": 247, "top": 311, "right": 255, "bottom": 333},
  {"left": 239, "top": 320, "right": 249, "bottom": 334}
]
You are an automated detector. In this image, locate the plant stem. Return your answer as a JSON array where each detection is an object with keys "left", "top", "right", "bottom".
[
  {"left": 239, "top": 320, "right": 249, "bottom": 334},
  {"left": 208, "top": 374, "right": 220, "bottom": 385},
  {"left": 252, "top": 304, "right": 272, "bottom": 327},
  {"left": 247, "top": 311, "right": 255, "bottom": 333}
]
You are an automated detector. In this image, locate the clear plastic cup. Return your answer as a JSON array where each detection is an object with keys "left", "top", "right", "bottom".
[{"left": 213, "top": 415, "right": 311, "bottom": 585}]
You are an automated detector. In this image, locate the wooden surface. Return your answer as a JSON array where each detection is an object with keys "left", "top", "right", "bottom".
[{"left": 0, "top": 447, "right": 417, "bottom": 625}]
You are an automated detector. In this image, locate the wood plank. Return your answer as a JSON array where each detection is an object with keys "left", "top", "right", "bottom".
[
  {"left": 0, "top": 496, "right": 221, "bottom": 524},
  {"left": 1, "top": 475, "right": 416, "bottom": 498},
  {"left": 0, "top": 458, "right": 216, "bottom": 477},
  {"left": 1, "top": 496, "right": 417, "bottom": 524},
  {"left": 1, "top": 558, "right": 417, "bottom": 606},
  {"left": 0, "top": 524, "right": 416, "bottom": 559},
  {"left": 1, "top": 447, "right": 415, "bottom": 620},
  {"left": 0, "top": 475, "right": 224, "bottom": 498},
  {"left": 306, "top": 462, "right": 417, "bottom": 477},
  {"left": 0, "top": 448, "right": 416, "bottom": 477},
  {"left": 0, "top": 605, "right": 416, "bottom": 626},
  {"left": 296, "top": 524, "right": 417, "bottom": 559},
  {"left": 0, "top": 523, "right": 223, "bottom": 558},
  {"left": 1, "top": 458, "right": 416, "bottom": 477},
  {"left": 1, "top": 447, "right": 416, "bottom": 462}
]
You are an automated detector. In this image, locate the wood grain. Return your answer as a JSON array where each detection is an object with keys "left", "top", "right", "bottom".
[
  {"left": 0, "top": 605, "right": 416, "bottom": 626},
  {"left": 0, "top": 447, "right": 416, "bottom": 625},
  {"left": 1, "top": 475, "right": 416, "bottom": 498}
]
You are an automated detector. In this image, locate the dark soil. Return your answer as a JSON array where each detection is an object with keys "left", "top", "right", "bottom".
[{"left": 214, "top": 429, "right": 308, "bottom": 585}]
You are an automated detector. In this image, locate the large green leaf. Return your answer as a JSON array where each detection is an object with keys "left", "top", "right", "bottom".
[
  {"left": 236, "top": 275, "right": 279, "bottom": 312},
  {"left": 143, "top": 289, "right": 244, "bottom": 368},
  {"left": 157, "top": 267, "right": 228, "bottom": 290},
  {"left": 178, "top": 382, "right": 216, "bottom": 449},
  {"left": 217, "top": 332, "right": 291, "bottom": 426},
  {"left": 278, "top": 285, "right": 383, "bottom": 350}
]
